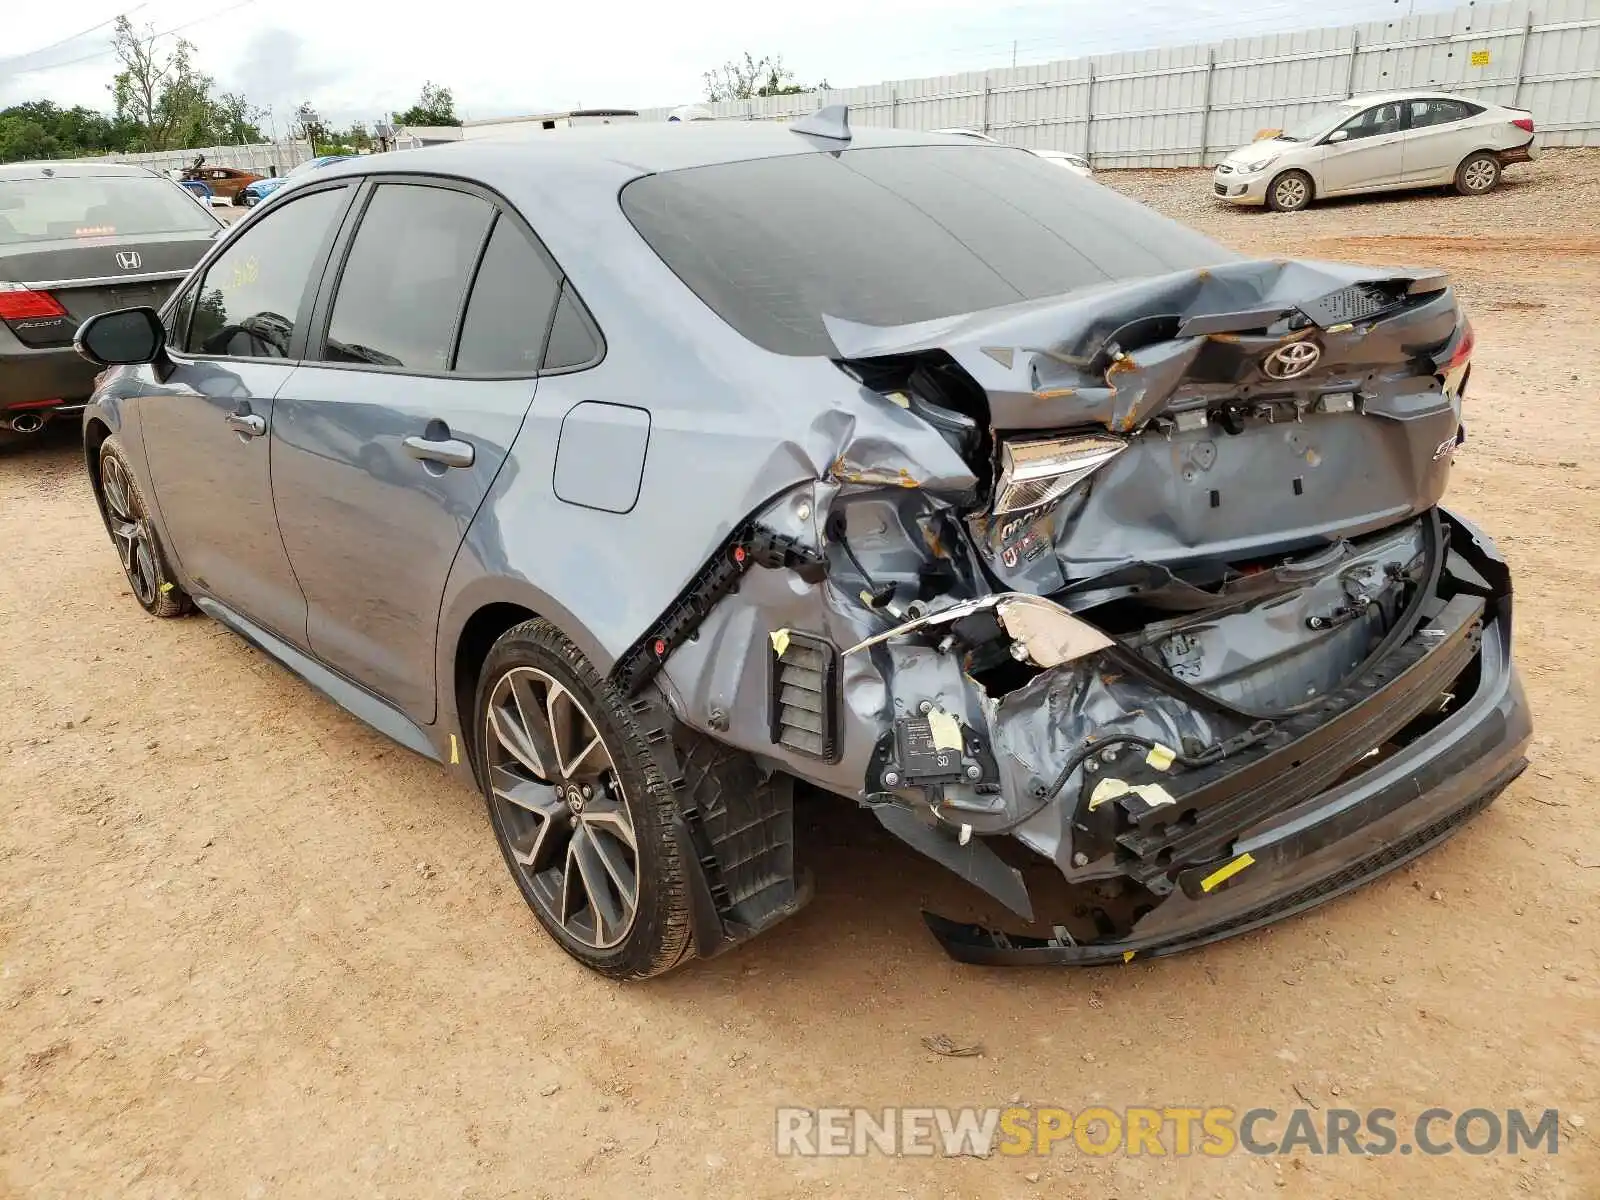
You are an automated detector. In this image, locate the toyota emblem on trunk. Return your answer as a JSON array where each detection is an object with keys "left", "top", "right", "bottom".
[
  {"left": 1263, "top": 340, "right": 1321, "bottom": 379},
  {"left": 115, "top": 251, "right": 142, "bottom": 270}
]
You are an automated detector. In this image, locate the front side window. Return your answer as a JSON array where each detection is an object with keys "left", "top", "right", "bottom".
[
  {"left": 453, "top": 215, "right": 562, "bottom": 374},
  {"left": 184, "top": 186, "right": 348, "bottom": 358},
  {"left": 320, "top": 183, "right": 493, "bottom": 370},
  {"left": 1336, "top": 102, "right": 1406, "bottom": 141}
]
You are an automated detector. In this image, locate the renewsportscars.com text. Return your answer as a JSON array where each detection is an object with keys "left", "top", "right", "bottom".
[{"left": 775, "top": 1106, "right": 1562, "bottom": 1158}]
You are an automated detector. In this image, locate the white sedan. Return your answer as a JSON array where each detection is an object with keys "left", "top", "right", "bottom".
[
  {"left": 1213, "top": 91, "right": 1537, "bottom": 212},
  {"left": 932, "top": 128, "right": 1094, "bottom": 177}
]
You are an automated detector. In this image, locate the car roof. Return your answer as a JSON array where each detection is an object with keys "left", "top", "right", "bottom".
[
  {"left": 1343, "top": 89, "right": 1481, "bottom": 106},
  {"left": 0, "top": 161, "right": 162, "bottom": 181},
  {"left": 315, "top": 121, "right": 1027, "bottom": 192}
]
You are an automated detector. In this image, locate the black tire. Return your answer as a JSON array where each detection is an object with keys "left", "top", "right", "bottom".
[
  {"left": 1266, "top": 169, "right": 1314, "bottom": 213},
  {"left": 1454, "top": 151, "right": 1501, "bottom": 196},
  {"left": 97, "top": 436, "right": 191, "bottom": 618},
  {"left": 474, "top": 619, "right": 695, "bottom": 980}
]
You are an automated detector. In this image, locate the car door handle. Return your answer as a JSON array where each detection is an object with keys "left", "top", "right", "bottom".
[
  {"left": 226, "top": 412, "right": 266, "bottom": 437},
  {"left": 402, "top": 434, "right": 474, "bottom": 469}
]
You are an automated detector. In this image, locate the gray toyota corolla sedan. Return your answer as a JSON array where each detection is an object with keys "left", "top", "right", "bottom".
[{"left": 74, "top": 109, "right": 1530, "bottom": 979}]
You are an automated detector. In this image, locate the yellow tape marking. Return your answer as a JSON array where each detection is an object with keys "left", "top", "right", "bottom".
[
  {"left": 159, "top": 581, "right": 174, "bottom": 593},
  {"left": 1134, "top": 782, "right": 1175, "bottom": 808},
  {"left": 770, "top": 629, "right": 791, "bottom": 658},
  {"left": 1122, "top": 950, "right": 1136, "bottom": 964},
  {"left": 1200, "top": 852, "right": 1256, "bottom": 893},
  {"left": 449, "top": 733, "right": 460, "bottom": 765},
  {"left": 1145, "top": 744, "right": 1175, "bottom": 771},
  {"left": 926, "top": 708, "right": 963, "bottom": 752},
  {"left": 1088, "top": 777, "right": 1131, "bottom": 811}
]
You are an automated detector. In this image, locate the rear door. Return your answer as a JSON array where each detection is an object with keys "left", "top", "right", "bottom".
[
  {"left": 1400, "top": 98, "right": 1481, "bottom": 183},
  {"left": 139, "top": 182, "right": 355, "bottom": 641},
  {"left": 1319, "top": 101, "right": 1410, "bottom": 194},
  {"left": 269, "top": 178, "right": 566, "bottom": 721}
]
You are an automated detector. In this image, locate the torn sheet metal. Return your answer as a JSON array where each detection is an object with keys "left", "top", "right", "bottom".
[{"left": 824, "top": 258, "right": 1453, "bottom": 433}]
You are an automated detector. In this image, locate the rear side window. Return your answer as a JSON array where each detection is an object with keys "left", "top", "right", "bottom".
[
  {"left": 454, "top": 215, "right": 562, "bottom": 374},
  {"left": 0, "top": 174, "right": 217, "bottom": 246},
  {"left": 542, "top": 286, "right": 602, "bottom": 370},
  {"left": 321, "top": 183, "right": 493, "bottom": 370},
  {"left": 184, "top": 186, "right": 347, "bottom": 358},
  {"left": 620, "top": 146, "right": 1234, "bottom": 356},
  {"left": 1410, "top": 99, "right": 1474, "bottom": 128}
]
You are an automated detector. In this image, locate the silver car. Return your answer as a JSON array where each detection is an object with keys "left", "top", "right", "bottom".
[
  {"left": 1213, "top": 91, "right": 1538, "bottom": 211},
  {"left": 72, "top": 112, "right": 1529, "bottom": 979}
]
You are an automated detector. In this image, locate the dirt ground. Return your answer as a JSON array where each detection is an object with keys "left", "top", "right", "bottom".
[{"left": 3, "top": 152, "right": 1598, "bottom": 1200}]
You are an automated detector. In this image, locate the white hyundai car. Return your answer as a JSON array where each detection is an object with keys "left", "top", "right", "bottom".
[
  {"left": 932, "top": 128, "right": 1094, "bottom": 177},
  {"left": 1213, "top": 91, "right": 1537, "bottom": 212}
]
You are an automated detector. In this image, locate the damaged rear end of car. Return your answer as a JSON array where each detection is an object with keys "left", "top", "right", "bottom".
[{"left": 614, "top": 135, "right": 1531, "bottom": 965}]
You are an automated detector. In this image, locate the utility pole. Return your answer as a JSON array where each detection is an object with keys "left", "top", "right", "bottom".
[{"left": 1012, "top": 40, "right": 1018, "bottom": 68}]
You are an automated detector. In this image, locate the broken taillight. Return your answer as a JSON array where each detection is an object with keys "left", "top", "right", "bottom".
[
  {"left": 0, "top": 283, "right": 67, "bottom": 321},
  {"left": 1446, "top": 321, "right": 1475, "bottom": 372},
  {"left": 994, "top": 433, "right": 1127, "bottom": 516},
  {"left": 1512, "top": 117, "right": 1535, "bottom": 134}
]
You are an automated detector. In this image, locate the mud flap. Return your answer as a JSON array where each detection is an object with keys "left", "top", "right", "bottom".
[{"left": 670, "top": 729, "right": 812, "bottom": 958}]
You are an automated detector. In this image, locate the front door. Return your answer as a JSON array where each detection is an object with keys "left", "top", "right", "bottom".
[
  {"left": 269, "top": 182, "right": 563, "bottom": 721},
  {"left": 139, "top": 184, "right": 354, "bottom": 642},
  {"left": 1319, "top": 101, "right": 1410, "bottom": 194}
]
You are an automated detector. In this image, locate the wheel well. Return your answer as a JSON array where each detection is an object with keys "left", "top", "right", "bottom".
[
  {"left": 1269, "top": 167, "right": 1314, "bottom": 197},
  {"left": 453, "top": 602, "right": 540, "bottom": 776},
  {"left": 83, "top": 419, "right": 112, "bottom": 511}
]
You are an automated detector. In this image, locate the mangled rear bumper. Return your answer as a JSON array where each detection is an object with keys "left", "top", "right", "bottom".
[
  {"left": 928, "top": 601, "right": 1529, "bottom": 965},
  {"left": 644, "top": 500, "right": 1527, "bottom": 964}
]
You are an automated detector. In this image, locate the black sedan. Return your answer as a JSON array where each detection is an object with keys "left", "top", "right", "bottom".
[{"left": 0, "top": 161, "right": 220, "bottom": 446}]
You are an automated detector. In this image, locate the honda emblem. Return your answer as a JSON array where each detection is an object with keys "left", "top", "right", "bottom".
[{"left": 116, "top": 251, "right": 142, "bottom": 270}]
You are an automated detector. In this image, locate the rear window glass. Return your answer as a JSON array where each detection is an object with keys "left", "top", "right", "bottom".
[
  {"left": 620, "top": 145, "right": 1236, "bottom": 356},
  {"left": 0, "top": 175, "right": 217, "bottom": 246}
]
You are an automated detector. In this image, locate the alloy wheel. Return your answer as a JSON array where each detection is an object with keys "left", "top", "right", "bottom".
[
  {"left": 1463, "top": 158, "right": 1497, "bottom": 192},
  {"left": 485, "top": 666, "right": 639, "bottom": 949},
  {"left": 1274, "top": 175, "right": 1309, "bottom": 210},
  {"left": 101, "top": 454, "right": 159, "bottom": 608}
]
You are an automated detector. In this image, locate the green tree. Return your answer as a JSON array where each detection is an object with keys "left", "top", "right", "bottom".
[
  {"left": 704, "top": 53, "right": 824, "bottom": 101},
  {"left": 393, "top": 81, "right": 459, "bottom": 127},
  {"left": 0, "top": 101, "right": 132, "bottom": 163},
  {"left": 109, "top": 16, "right": 219, "bottom": 151},
  {"left": 211, "top": 92, "right": 265, "bottom": 144}
]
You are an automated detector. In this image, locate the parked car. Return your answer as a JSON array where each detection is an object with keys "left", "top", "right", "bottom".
[
  {"left": 1214, "top": 90, "right": 1537, "bottom": 211},
  {"left": 241, "top": 155, "right": 354, "bottom": 206},
  {"left": 185, "top": 165, "right": 264, "bottom": 205},
  {"left": 74, "top": 112, "right": 1527, "bottom": 980},
  {"left": 1033, "top": 148, "right": 1093, "bottom": 177},
  {"left": 932, "top": 128, "right": 1094, "bottom": 176},
  {"left": 0, "top": 162, "right": 221, "bottom": 446}
]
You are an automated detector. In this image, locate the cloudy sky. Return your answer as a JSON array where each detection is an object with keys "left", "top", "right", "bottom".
[{"left": 3, "top": 0, "right": 1452, "bottom": 127}]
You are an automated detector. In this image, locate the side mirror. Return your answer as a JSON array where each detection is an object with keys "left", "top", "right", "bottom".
[
  {"left": 1326, "top": 129, "right": 1349, "bottom": 144},
  {"left": 75, "top": 306, "right": 166, "bottom": 368}
]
